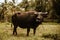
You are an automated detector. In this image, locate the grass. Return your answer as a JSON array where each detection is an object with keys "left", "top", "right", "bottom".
[{"left": 0, "top": 22, "right": 60, "bottom": 40}]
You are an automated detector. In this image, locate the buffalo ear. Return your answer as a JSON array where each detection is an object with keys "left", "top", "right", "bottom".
[{"left": 41, "top": 12, "right": 48, "bottom": 18}]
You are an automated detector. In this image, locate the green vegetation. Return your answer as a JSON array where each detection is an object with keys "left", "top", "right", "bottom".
[{"left": 0, "top": 0, "right": 60, "bottom": 22}]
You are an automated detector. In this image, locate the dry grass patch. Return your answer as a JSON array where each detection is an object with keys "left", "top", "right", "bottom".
[{"left": 0, "top": 22, "right": 60, "bottom": 40}]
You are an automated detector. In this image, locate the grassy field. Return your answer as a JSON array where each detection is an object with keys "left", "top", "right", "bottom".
[{"left": 0, "top": 22, "right": 60, "bottom": 40}]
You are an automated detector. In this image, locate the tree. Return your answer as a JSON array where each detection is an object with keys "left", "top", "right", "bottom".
[
  {"left": 35, "top": 0, "right": 42, "bottom": 12},
  {"left": 35, "top": 0, "right": 47, "bottom": 12},
  {"left": 12, "top": 0, "right": 15, "bottom": 3},
  {"left": 52, "top": 0, "right": 60, "bottom": 22},
  {"left": 5, "top": 0, "right": 7, "bottom": 3},
  {"left": 17, "top": 0, "right": 29, "bottom": 11}
]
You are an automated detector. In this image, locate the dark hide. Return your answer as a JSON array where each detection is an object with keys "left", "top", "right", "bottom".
[{"left": 11, "top": 11, "right": 47, "bottom": 36}]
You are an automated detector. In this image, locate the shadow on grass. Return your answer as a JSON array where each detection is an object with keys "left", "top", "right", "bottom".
[
  {"left": 41, "top": 33, "right": 60, "bottom": 40},
  {"left": 11, "top": 33, "right": 29, "bottom": 37}
]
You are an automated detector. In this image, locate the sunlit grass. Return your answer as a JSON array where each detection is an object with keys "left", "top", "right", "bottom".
[{"left": 0, "top": 22, "right": 60, "bottom": 40}]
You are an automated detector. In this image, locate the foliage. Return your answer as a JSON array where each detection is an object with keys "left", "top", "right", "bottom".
[
  {"left": 52, "top": 0, "right": 60, "bottom": 22},
  {"left": 0, "top": 0, "right": 60, "bottom": 22}
]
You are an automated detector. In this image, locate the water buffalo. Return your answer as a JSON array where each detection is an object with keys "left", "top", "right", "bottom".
[{"left": 11, "top": 11, "right": 48, "bottom": 36}]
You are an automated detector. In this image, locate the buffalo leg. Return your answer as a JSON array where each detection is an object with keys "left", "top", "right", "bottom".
[
  {"left": 27, "top": 28, "right": 30, "bottom": 36},
  {"left": 33, "top": 28, "right": 36, "bottom": 35},
  {"left": 13, "top": 25, "right": 17, "bottom": 35}
]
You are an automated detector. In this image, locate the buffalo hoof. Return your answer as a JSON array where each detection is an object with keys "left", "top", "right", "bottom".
[
  {"left": 13, "top": 32, "right": 17, "bottom": 35},
  {"left": 27, "top": 34, "right": 29, "bottom": 36}
]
